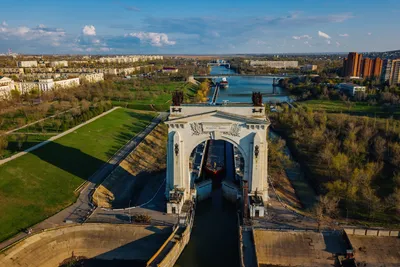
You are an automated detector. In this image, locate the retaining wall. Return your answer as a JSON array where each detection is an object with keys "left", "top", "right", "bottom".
[
  {"left": 0, "top": 224, "right": 171, "bottom": 267},
  {"left": 344, "top": 228, "right": 399, "bottom": 237}
]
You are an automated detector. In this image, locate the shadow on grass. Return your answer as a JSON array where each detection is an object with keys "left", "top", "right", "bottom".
[{"left": 29, "top": 142, "right": 109, "bottom": 185}]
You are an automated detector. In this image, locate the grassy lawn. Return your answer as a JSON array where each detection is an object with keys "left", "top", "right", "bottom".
[
  {"left": 113, "top": 82, "right": 198, "bottom": 111},
  {"left": 299, "top": 100, "right": 400, "bottom": 117},
  {"left": 0, "top": 108, "right": 155, "bottom": 242},
  {"left": 2, "top": 134, "right": 52, "bottom": 159}
]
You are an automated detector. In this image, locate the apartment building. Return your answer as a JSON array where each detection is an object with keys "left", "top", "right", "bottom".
[
  {"left": 50, "top": 61, "right": 68, "bottom": 67},
  {"left": 249, "top": 60, "right": 299, "bottom": 69},
  {"left": 17, "top": 61, "right": 38, "bottom": 68},
  {"left": 0, "top": 76, "right": 15, "bottom": 98}
]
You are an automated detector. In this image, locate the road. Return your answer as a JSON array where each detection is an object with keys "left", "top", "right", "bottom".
[{"left": 0, "top": 112, "right": 168, "bottom": 251}]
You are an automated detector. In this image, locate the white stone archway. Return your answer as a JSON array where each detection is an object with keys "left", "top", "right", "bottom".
[{"left": 165, "top": 103, "right": 270, "bottom": 214}]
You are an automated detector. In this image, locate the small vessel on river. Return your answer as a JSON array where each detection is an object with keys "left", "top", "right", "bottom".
[
  {"left": 204, "top": 140, "right": 226, "bottom": 179},
  {"left": 219, "top": 77, "right": 229, "bottom": 88}
]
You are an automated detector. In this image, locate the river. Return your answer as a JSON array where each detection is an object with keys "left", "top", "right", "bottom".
[{"left": 208, "top": 66, "right": 290, "bottom": 103}]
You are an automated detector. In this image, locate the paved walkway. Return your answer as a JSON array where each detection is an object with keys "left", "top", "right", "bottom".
[
  {"left": 0, "top": 112, "right": 168, "bottom": 251},
  {"left": 0, "top": 107, "right": 120, "bottom": 166}
]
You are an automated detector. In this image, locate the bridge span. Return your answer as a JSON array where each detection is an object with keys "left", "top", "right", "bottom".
[{"left": 193, "top": 74, "right": 293, "bottom": 79}]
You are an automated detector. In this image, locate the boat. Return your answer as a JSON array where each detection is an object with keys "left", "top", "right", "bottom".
[
  {"left": 204, "top": 140, "right": 226, "bottom": 179},
  {"left": 219, "top": 77, "right": 229, "bottom": 88}
]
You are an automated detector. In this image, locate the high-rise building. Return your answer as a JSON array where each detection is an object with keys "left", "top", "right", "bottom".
[
  {"left": 343, "top": 58, "right": 348, "bottom": 77},
  {"left": 389, "top": 59, "right": 400, "bottom": 86},
  {"left": 381, "top": 59, "right": 392, "bottom": 83},
  {"left": 343, "top": 52, "right": 363, "bottom": 77},
  {"left": 361, "top": 58, "right": 373, "bottom": 78},
  {"left": 372, "top": 57, "right": 383, "bottom": 79}
]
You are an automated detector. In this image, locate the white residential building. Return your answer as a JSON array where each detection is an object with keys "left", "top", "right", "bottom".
[
  {"left": 98, "top": 55, "right": 163, "bottom": 64},
  {"left": 17, "top": 61, "right": 38, "bottom": 68},
  {"left": 0, "top": 68, "right": 24, "bottom": 74},
  {"left": 0, "top": 76, "right": 15, "bottom": 98},
  {"left": 15, "top": 82, "right": 38, "bottom": 94},
  {"left": 38, "top": 79, "right": 55, "bottom": 91},
  {"left": 249, "top": 60, "right": 299, "bottom": 69},
  {"left": 50, "top": 61, "right": 68, "bottom": 67},
  {"left": 80, "top": 73, "right": 104, "bottom": 83},
  {"left": 339, "top": 83, "right": 366, "bottom": 96},
  {"left": 54, "top": 78, "right": 80, "bottom": 89}
]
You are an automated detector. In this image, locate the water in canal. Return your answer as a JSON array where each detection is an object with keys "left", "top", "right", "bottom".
[
  {"left": 176, "top": 139, "right": 240, "bottom": 267},
  {"left": 208, "top": 66, "right": 290, "bottom": 103},
  {"left": 176, "top": 66, "right": 287, "bottom": 267},
  {"left": 174, "top": 189, "right": 239, "bottom": 267}
]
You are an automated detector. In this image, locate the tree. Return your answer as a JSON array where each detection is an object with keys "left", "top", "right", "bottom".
[
  {"left": 0, "top": 133, "right": 8, "bottom": 158},
  {"left": 372, "top": 136, "right": 386, "bottom": 162},
  {"left": 313, "top": 195, "right": 339, "bottom": 231},
  {"left": 331, "top": 153, "right": 349, "bottom": 179},
  {"left": 389, "top": 142, "right": 400, "bottom": 167}
]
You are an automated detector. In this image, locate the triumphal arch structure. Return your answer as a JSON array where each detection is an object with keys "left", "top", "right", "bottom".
[{"left": 165, "top": 92, "right": 270, "bottom": 214}]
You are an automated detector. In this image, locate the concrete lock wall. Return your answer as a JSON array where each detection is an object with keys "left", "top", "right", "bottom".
[
  {"left": 196, "top": 180, "right": 212, "bottom": 201},
  {"left": 0, "top": 224, "right": 172, "bottom": 267},
  {"left": 345, "top": 228, "right": 400, "bottom": 237},
  {"left": 222, "top": 181, "right": 239, "bottom": 203}
]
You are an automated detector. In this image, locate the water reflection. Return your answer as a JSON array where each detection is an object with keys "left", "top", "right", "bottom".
[
  {"left": 209, "top": 66, "right": 290, "bottom": 103},
  {"left": 174, "top": 189, "right": 239, "bottom": 267}
]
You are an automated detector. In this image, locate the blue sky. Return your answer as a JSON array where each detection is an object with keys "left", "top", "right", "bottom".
[{"left": 0, "top": 0, "right": 399, "bottom": 54}]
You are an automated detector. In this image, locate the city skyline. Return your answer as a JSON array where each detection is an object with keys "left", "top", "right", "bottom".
[{"left": 0, "top": 0, "right": 399, "bottom": 54}]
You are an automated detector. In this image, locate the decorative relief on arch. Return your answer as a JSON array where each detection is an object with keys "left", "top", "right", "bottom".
[
  {"left": 224, "top": 124, "right": 241, "bottom": 137},
  {"left": 191, "top": 122, "right": 242, "bottom": 137},
  {"left": 190, "top": 123, "right": 204, "bottom": 135}
]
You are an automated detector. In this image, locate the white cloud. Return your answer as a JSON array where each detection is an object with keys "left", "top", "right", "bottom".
[
  {"left": 318, "top": 31, "right": 331, "bottom": 39},
  {"left": 292, "top": 35, "right": 312, "bottom": 40},
  {"left": 127, "top": 32, "right": 176, "bottom": 46},
  {"left": 339, "top": 33, "right": 349, "bottom": 37},
  {"left": 2, "top": 21, "right": 7, "bottom": 27},
  {"left": 82, "top": 25, "right": 96, "bottom": 36},
  {"left": 336, "top": 41, "right": 341, "bottom": 47},
  {"left": 326, "top": 40, "right": 331, "bottom": 45},
  {"left": 368, "top": 32, "right": 372, "bottom": 36}
]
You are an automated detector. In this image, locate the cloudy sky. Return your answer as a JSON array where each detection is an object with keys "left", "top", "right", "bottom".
[{"left": 0, "top": 0, "right": 399, "bottom": 54}]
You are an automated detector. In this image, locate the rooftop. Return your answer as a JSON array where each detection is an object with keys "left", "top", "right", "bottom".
[
  {"left": 347, "top": 234, "right": 400, "bottom": 266},
  {"left": 254, "top": 230, "right": 347, "bottom": 267}
]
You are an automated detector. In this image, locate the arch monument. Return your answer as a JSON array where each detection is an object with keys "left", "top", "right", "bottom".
[{"left": 165, "top": 92, "right": 270, "bottom": 214}]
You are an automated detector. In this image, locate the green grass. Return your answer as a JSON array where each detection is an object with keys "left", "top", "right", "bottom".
[
  {"left": 299, "top": 100, "right": 400, "bottom": 117},
  {"left": 0, "top": 108, "right": 155, "bottom": 242},
  {"left": 2, "top": 134, "right": 52, "bottom": 159},
  {"left": 113, "top": 82, "right": 199, "bottom": 111}
]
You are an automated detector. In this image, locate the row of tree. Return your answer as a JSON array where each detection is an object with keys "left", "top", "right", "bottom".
[{"left": 272, "top": 106, "right": 400, "bottom": 223}]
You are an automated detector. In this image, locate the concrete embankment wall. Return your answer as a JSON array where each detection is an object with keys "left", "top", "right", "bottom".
[
  {"left": 147, "top": 211, "right": 195, "bottom": 267},
  {"left": 344, "top": 228, "right": 399, "bottom": 237},
  {"left": 0, "top": 224, "right": 171, "bottom": 267}
]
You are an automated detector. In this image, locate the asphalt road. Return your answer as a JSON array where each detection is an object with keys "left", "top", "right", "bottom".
[{"left": 0, "top": 112, "right": 168, "bottom": 251}]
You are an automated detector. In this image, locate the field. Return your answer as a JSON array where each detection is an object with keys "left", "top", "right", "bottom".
[
  {"left": 298, "top": 100, "right": 400, "bottom": 117},
  {"left": 0, "top": 108, "right": 155, "bottom": 242},
  {"left": 113, "top": 81, "right": 198, "bottom": 111}
]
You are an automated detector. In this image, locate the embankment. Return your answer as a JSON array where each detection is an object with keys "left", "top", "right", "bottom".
[
  {"left": 0, "top": 224, "right": 172, "bottom": 267},
  {"left": 94, "top": 124, "right": 168, "bottom": 208}
]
